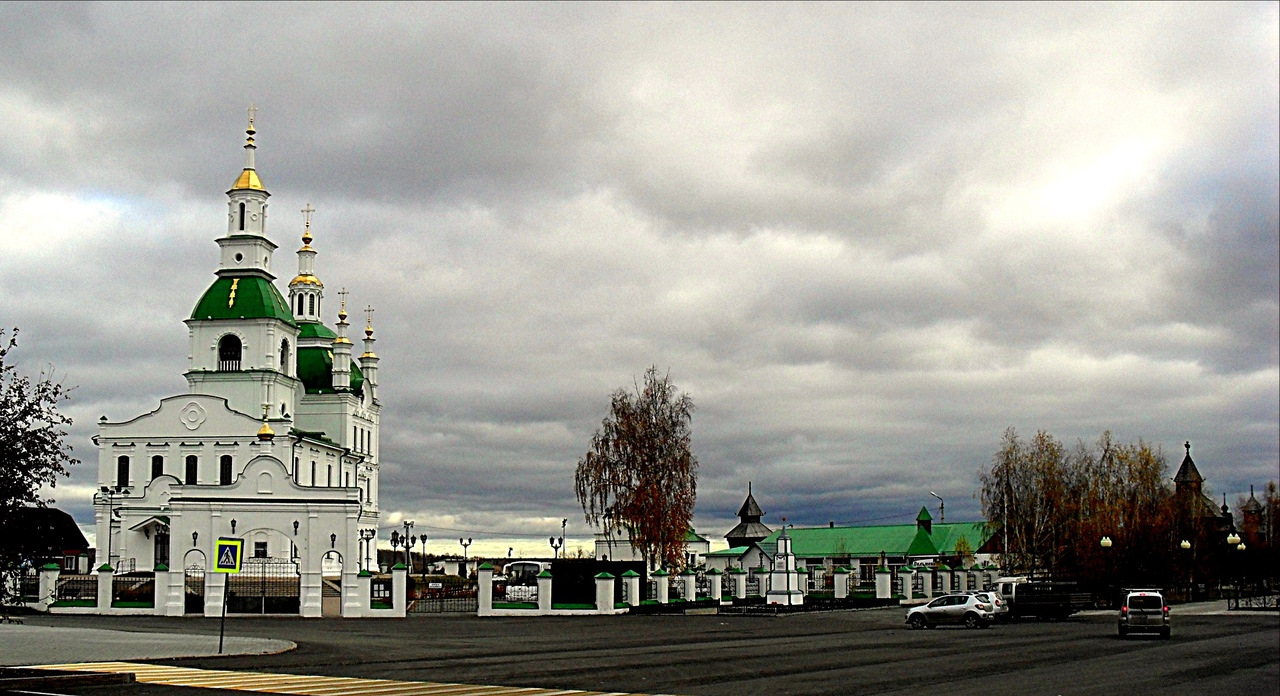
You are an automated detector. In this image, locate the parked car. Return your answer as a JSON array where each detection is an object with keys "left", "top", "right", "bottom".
[
  {"left": 1117, "top": 589, "right": 1170, "bottom": 639},
  {"left": 906, "top": 593, "right": 996, "bottom": 629},
  {"left": 970, "top": 590, "right": 1008, "bottom": 621}
]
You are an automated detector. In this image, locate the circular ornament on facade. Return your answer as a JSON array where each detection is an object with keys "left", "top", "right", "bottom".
[
  {"left": 234, "top": 252, "right": 243, "bottom": 262},
  {"left": 180, "top": 401, "right": 207, "bottom": 431},
  {"left": 251, "top": 213, "right": 259, "bottom": 220}
]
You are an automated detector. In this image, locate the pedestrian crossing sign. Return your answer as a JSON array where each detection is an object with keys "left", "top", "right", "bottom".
[{"left": 213, "top": 537, "right": 243, "bottom": 574}]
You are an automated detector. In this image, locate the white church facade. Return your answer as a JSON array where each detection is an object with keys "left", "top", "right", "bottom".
[{"left": 91, "top": 113, "right": 385, "bottom": 617}]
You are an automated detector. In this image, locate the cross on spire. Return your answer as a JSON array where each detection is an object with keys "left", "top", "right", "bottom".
[
  {"left": 301, "top": 203, "right": 315, "bottom": 229},
  {"left": 247, "top": 103, "right": 258, "bottom": 128},
  {"left": 364, "top": 305, "right": 375, "bottom": 327}
]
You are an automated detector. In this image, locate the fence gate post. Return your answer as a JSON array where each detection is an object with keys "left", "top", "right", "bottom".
[
  {"left": 834, "top": 567, "right": 850, "bottom": 600},
  {"left": 477, "top": 564, "right": 494, "bottom": 616},
  {"left": 707, "top": 568, "right": 722, "bottom": 602},
  {"left": 595, "top": 572, "right": 616, "bottom": 614},
  {"left": 650, "top": 570, "right": 670, "bottom": 603},
  {"left": 96, "top": 565, "right": 114, "bottom": 613},
  {"left": 875, "top": 566, "right": 892, "bottom": 599},
  {"left": 36, "top": 564, "right": 60, "bottom": 612},
  {"left": 536, "top": 570, "right": 553, "bottom": 614},
  {"left": 622, "top": 570, "right": 641, "bottom": 607},
  {"left": 389, "top": 564, "right": 407, "bottom": 618}
]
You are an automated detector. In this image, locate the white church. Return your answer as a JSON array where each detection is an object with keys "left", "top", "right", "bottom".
[{"left": 92, "top": 113, "right": 383, "bottom": 617}]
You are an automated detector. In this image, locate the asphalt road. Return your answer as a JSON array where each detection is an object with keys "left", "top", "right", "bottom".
[{"left": 15, "top": 607, "right": 1279, "bottom": 696}]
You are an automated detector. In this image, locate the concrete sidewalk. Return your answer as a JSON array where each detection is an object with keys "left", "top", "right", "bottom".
[{"left": 0, "top": 623, "right": 294, "bottom": 667}]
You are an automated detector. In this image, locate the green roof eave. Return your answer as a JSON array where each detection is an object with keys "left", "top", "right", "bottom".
[{"left": 906, "top": 527, "right": 939, "bottom": 556}]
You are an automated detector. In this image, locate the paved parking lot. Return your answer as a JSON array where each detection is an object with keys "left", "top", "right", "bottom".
[{"left": 11, "top": 605, "right": 1278, "bottom": 696}]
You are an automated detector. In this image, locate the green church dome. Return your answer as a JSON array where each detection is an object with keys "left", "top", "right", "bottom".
[
  {"left": 297, "top": 321, "right": 337, "bottom": 341},
  {"left": 297, "top": 346, "right": 364, "bottom": 395},
  {"left": 191, "top": 276, "right": 296, "bottom": 326}
]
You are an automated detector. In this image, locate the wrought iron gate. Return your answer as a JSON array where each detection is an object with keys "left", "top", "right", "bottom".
[
  {"left": 227, "top": 558, "right": 300, "bottom": 614},
  {"left": 184, "top": 564, "right": 205, "bottom": 614},
  {"left": 408, "top": 582, "right": 478, "bottom": 614}
]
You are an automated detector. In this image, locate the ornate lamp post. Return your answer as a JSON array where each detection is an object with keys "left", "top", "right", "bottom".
[
  {"left": 1180, "top": 539, "right": 1193, "bottom": 602},
  {"left": 98, "top": 485, "right": 131, "bottom": 569},
  {"left": 459, "top": 537, "right": 472, "bottom": 579},
  {"left": 549, "top": 535, "right": 563, "bottom": 559},
  {"left": 400, "top": 520, "right": 415, "bottom": 569},
  {"left": 359, "top": 529, "right": 376, "bottom": 571}
]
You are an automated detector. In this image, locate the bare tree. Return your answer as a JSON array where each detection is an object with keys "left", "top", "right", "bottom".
[
  {"left": 0, "top": 329, "right": 79, "bottom": 616},
  {"left": 575, "top": 366, "right": 697, "bottom": 569}
]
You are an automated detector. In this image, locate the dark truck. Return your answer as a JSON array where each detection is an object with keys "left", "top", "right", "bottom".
[{"left": 996, "top": 577, "right": 1092, "bottom": 620}]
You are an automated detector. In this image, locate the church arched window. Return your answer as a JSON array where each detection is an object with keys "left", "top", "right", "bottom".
[
  {"left": 218, "top": 335, "right": 242, "bottom": 371},
  {"left": 117, "top": 455, "right": 130, "bottom": 487},
  {"left": 185, "top": 455, "right": 197, "bottom": 484},
  {"left": 238, "top": 202, "right": 246, "bottom": 231},
  {"left": 308, "top": 294, "right": 315, "bottom": 316},
  {"left": 280, "top": 338, "right": 290, "bottom": 374},
  {"left": 219, "top": 455, "right": 233, "bottom": 485},
  {"left": 151, "top": 455, "right": 164, "bottom": 480}
]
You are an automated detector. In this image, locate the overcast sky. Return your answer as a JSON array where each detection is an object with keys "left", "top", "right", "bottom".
[{"left": 2, "top": 2, "right": 1276, "bottom": 558}]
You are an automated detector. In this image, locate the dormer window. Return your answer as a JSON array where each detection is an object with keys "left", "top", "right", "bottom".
[{"left": 218, "top": 334, "right": 242, "bottom": 371}]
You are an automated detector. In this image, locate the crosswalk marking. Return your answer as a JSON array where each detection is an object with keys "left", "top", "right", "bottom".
[{"left": 29, "top": 663, "right": 669, "bottom": 696}]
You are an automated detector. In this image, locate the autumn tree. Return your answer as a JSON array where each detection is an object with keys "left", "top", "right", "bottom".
[
  {"left": 575, "top": 366, "right": 697, "bottom": 569},
  {"left": 981, "top": 427, "right": 1174, "bottom": 585},
  {"left": 0, "top": 328, "right": 79, "bottom": 613}
]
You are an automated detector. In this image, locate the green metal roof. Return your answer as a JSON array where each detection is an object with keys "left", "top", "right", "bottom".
[
  {"left": 916, "top": 506, "right": 932, "bottom": 522},
  {"left": 191, "top": 276, "right": 295, "bottom": 326},
  {"left": 759, "top": 522, "right": 989, "bottom": 557},
  {"left": 906, "top": 526, "right": 939, "bottom": 555},
  {"left": 705, "top": 546, "right": 750, "bottom": 557},
  {"left": 297, "top": 346, "right": 364, "bottom": 395},
  {"left": 297, "top": 321, "right": 337, "bottom": 340}
]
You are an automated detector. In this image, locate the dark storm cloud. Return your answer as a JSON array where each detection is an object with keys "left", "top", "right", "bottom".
[{"left": 1, "top": 2, "right": 1275, "bottom": 544}]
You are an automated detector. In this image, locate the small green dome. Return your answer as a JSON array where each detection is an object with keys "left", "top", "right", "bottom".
[
  {"left": 297, "top": 346, "right": 364, "bottom": 395},
  {"left": 191, "top": 276, "right": 295, "bottom": 326}
]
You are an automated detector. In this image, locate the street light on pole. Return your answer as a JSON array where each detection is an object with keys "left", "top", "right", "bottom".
[
  {"left": 401, "top": 521, "right": 415, "bottom": 569},
  {"left": 98, "top": 485, "right": 131, "bottom": 569},
  {"left": 359, "top": 529, "right": 376, "bottom": 571},
  {"left": 929, "top": 491, "right": 945, "bottom": 523},
  {"left": 459, "top": 537, "right": 472, "bottom": 579}
]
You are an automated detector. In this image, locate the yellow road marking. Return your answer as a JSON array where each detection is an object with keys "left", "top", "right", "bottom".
[{"left": 29, "top": 662, "right": 668, "bottom": 696}]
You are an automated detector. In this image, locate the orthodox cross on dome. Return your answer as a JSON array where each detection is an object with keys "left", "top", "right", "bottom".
[
  {"left": 301, "top": 203, "right": 315, "bottom": 229},
  {"left": 247, "top": 104, "right": 258, "bottom": 129},
  {"left": 337, "top": 287, "right": 350, "bottom": 310},
  {"left": 364, "top": 305, "right": 375, "bottom": 330}
]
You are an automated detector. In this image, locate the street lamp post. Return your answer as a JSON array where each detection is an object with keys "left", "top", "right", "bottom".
[
  {"left": 99, "top": 485, "right": 131, "bottom": 569},
  {"left": 1100, "top": 535, "right": 1113, "bottom": 607},
  {"left": 459, "top": 538, "right": 472, "bottom": 579},
  {"left": 549, "top": 536, "right": 563, "bottom": 559},
  {"left": 401, "top": 521, "right": 415, "bottom": 570},
  {"left": 1180, "top": 539, "right": 1193, "bottom": 602},
  {"left": 929, "top": 491, "right": 945, "bottom": 523},
  {"left": 359, "top": 529, "right": 376, "bottom": 571}
]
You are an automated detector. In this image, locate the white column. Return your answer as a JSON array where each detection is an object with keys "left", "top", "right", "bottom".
[
  {"left": 37, "top": 565, "right": 60, "bottom": 611},
  {"left": 834, "top": 567, "right": 851, "bottom": 600},
  {"left": 654, "top": 571, "right": 670, "bottom": 603},
  {"left": 921, "top": 569, "right": 933, "bottom": 599},
  {"left": 732, "top": 569, "right": 748, "bottom": 599},
  {"left": 477, "top": 564, "right": 494, "bottom": 616},
  {"left": 97, "top": 567, "right": 114, "bottom": 612},
  {"left": 204, "top": 572, "right": 226, "bottom": 617},
  {"left": 355, "top": 570, "right": 372, "bottom": 618},
  {"left": 300, "top": 569, "right": 322, "bottom": 617},
  {"left": 623, "top": 570, "right": 641, "bottom": 607},
  {"left": 389, "top": 566, "right": 407, "bottom": 618},
  {"left": 536, "top": 571, "right": 553, "bottom": 613},
  {"left": 939, "top": 568, "right": 952, "bottom": 595},
  {"left": 594, "top": 573, "right": 615, "bottom": 614},
  {"left": 875, "top": 568, "right": 892, "bottom": 599},
  {"left": 682, "top": 571, "right": 697, "bottom": 601},
  {"left": 707, "top": 569, "right": 723, "bottom": 603}
]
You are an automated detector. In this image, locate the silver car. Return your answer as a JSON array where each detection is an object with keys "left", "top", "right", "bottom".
[
  {"left": 906, "top": 593, "right": 996, "bottom": 629},
  {"left": 1117, "top": 589, "right": 1169, "bottom": 639}
]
